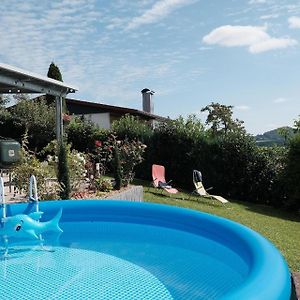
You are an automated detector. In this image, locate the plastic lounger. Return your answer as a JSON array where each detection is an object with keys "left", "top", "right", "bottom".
[
  {"left": 152, "top": 165, "right": 178, "bottom": 194},
  {"left": 193, "top": 171, "right": 228, "bottom": 204}
]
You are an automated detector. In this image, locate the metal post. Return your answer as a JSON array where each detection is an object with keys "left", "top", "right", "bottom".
[
  {"left": 29, "top": 175, "right": 39, "bottom": 213},
  {"left": 1, "top": 177, "right": 6, "bottom": 221},
  {"left": 55, "top": 95, "right": 63, "bottom": 142}
]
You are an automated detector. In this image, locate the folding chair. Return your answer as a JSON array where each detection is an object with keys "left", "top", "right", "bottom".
[
  {"left": 152, "top": 164, "right": 178, "bottom": 194},
  {"left": 192, "top": 170, "right": 228, "bottom": 203}
]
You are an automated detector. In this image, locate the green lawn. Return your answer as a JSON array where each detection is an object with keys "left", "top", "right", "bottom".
[{"left": 134, "top": 179, "right": 300, "bottom": 272}]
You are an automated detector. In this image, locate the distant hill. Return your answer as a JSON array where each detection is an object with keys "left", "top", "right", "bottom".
[{"left": 255, "top": 127, "right": 294, "bottom": 147}]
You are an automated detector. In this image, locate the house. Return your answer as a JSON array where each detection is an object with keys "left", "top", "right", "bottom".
[{"left": 65, "top": 88, "right": 168, "bottom": 129}]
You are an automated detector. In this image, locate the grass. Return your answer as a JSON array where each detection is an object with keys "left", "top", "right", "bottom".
[{"left": 133, "top": 179, "right": 300, "bottom": 272}]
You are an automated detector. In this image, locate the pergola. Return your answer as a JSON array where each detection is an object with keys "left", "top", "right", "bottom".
[{"left": 0, "top": 63, "right": 78, "bottom": 141}]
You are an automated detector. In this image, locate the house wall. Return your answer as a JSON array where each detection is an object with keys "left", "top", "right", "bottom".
[{"left": 84, "top": 113, "right": 111, "bottom": 129}]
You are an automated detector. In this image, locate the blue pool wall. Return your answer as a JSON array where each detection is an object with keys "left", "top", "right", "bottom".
[{"left": 2, "top": 200, "right": 291, "bottom": 300}]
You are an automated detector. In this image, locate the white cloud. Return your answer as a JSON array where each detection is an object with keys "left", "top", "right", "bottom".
[
  {"left": 248, "top": 0, "right": 267, "bottom": 4},
  {"left": 288, "top": 16, "right": 300, "bottom": 28},
  {"left": 202, "top": 25, "right": 298, "bottom": 54},
  {"left": 273, "top": 97, "right": 289, "bottom": 104},
  {"left": 106, "top": 17, "right": 125, "bottom": 30},
  {"left": 249, "top": 37, "right": 297, "bottom": 53},
  {"left": 235, "top": 105, "right": 250, "bottom": 111},
  {"left": 126, "top": 0, "right": 196, "bottom": 30},
  {"left": 260, "top": 14, "right": 279, "bottom": 20}
]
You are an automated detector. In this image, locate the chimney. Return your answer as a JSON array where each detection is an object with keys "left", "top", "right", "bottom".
[{"left": 141, "top": 88, "right": 154, "bottom": 114}]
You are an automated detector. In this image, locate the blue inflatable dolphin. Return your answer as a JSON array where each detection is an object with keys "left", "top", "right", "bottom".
[{"left": 0, "top": 209, "right": 63, "bottom": 240}]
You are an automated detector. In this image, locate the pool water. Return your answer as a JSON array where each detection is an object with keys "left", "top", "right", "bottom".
[{"left": 0, "top": 221, "right": 249, "bottom": 300}]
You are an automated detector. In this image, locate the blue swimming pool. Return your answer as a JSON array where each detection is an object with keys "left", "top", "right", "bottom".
[{"left": 0, "top": 200, "right": 291, "bottom": 299}]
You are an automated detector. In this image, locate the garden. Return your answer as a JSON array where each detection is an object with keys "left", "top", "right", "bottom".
[{"left": 0, "top": 96, "right": 300, "bottom": 276}]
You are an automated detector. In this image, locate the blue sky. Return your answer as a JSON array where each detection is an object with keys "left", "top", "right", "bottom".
[{"left": 1, "top": 0, "right": 300, "bottom": 134}]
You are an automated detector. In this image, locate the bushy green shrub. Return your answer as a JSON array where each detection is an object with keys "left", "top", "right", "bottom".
[
  {"left": 134, "top": 114, "right": 288, "bottom": 207},
  {"left": 249, "top": 146, "right": 287, "bottom": 206},
  {"left": 66, "top": 117, "right": 109, "bottom": 152},
  {"left": 11, "top": 133, "right": 59, "bottom": 199},
  {"left": 284, "top": 133, "right": 300, "bottom": 210},
  {"left": 0, "top": 96, "right": 56, "bottom": 150},
  {"left": 206, "top": 133, "right": 287, "bottom": 204},
  {"left": 137, "top": 115, "right": 207, "bottom": 187},
  {"left": 95, "top": 178, "right": 113, "bottom": 192},
  {"left": 112, "top": 114, "right": 153, "bottom": 143}
]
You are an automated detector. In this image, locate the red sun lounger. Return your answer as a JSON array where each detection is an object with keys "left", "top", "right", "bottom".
[{"left": 152, "top": 164, "right": 178, "bottom": 194}]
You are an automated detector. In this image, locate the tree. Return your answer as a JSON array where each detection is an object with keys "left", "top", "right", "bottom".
[
  {"left": 46, "top": 62, "right": 66, "bottom": 111},
  {"left": 47, "top": 62, "right": 63, "bottom": 82},
  {"left": 277, "top": 127, "right": 293, "bottom": 146},
  {"left": 57, "top": 140, "right": 71, "bottom": 199},
  {"left": 201, "top": 102, "right": 245, "bottom": 136},
  {"left": 0, "top": 94, "right": 56, "bottom": 149},
  {"left": 293, "top": 116, "right": 300, "bottom": 133},
  {"left": 0, "top": 95, "right": 10, "bottom": 122},
  {"left": 10, "top": 95, "right": 56, "bottom": 149},
  {"left": 113, "top": 145, "right": 122, "bottom": 190},
  {"left": 0, "top": 95, "right": 10, "bottom": 108}
]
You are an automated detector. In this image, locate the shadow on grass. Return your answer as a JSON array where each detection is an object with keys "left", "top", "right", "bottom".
[
  {"left": 134, "top": 178, "right": 300, "bottom": 222},
  {"left": 234, "top": 200, "right": 300, "bottom": 223},
  {"left": 145, "top": 189, "right": 224, "bottom": 209}
]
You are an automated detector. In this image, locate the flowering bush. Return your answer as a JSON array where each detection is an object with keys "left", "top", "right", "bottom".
[
  {"left": 41, "top": 140, "right": 87, "bottom": 192},
  {"left": 92, "top": 133, "right": 146, "bottom": 188},
  {"left": 92, "top": 135, "right": 115, "bottom": 176},
  {"left": 117, "top": 139, "right": 146, "bottom": 187}
]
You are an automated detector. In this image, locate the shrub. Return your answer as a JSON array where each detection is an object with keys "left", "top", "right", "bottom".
[
  {"left": 209, "top": 133, "right": 287, "bottom": 203},
  {"left": 137, "top": 114, "right": 287, "bottom": 207},
  {"left": 92, "top": 134, "right": 114, "bottom": 176},
  {"left": 118, "top": 139, "right": 146, "bottom": 187},
  {"left": 11, "top": 133, "right": 59, "bottom": 199},
  {"left": 66, "top": 117, "right": 109, "bottom": 152},
  {"left": 0, "top": 95, "right": 58, "bottom": 151},
  {"left": 284, "top": 133, "right": 300, "bottom": 210},
  {"left": 137, "top": 115, "right": 206, "bottom": 187},
  {"left": 42, "top": 140, "right": 87, "bottom": 192},
  {"left": 112, "top": 114, "right": 153, "bottom": 143},
  {"left": 95, "top": 178, "right": 113, "bottom": 192}
]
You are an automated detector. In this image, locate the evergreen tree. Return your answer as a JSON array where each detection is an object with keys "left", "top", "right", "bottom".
[
  {"left": 113, "top": 146, "right": 122, "bottom": 190},
  {"left": 46, "top": 62, "right": 66, "bottom": 111},
  {"left": 57, "top": 140, "right": 71, "bottom": 199},
  {"left": 47, "top": 62, "right": 63, "bottom": 82}
]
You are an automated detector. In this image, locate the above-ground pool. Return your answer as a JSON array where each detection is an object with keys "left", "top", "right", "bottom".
[{"left": 0, "top": 200, "right": 291, "bottom": 299}]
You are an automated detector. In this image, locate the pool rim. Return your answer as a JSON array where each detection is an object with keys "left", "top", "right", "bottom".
[{"left": 2, "top": 199, "right": 291, "bottom": 300}]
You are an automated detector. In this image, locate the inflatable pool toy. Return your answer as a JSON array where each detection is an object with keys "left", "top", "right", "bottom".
[
  {"left": 0, "top": 209, "right": 63, "bottom": 240},
  {"left": 0, "top": 175, "right": 63, "bottom": 256}
]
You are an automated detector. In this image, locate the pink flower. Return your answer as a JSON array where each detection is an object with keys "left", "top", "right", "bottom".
[
  {"left": 95, "top": 140, "right": 102, "bottom": 147},
  {"left": 63, "top": 114, "right": 72, "bottom": 122}
]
